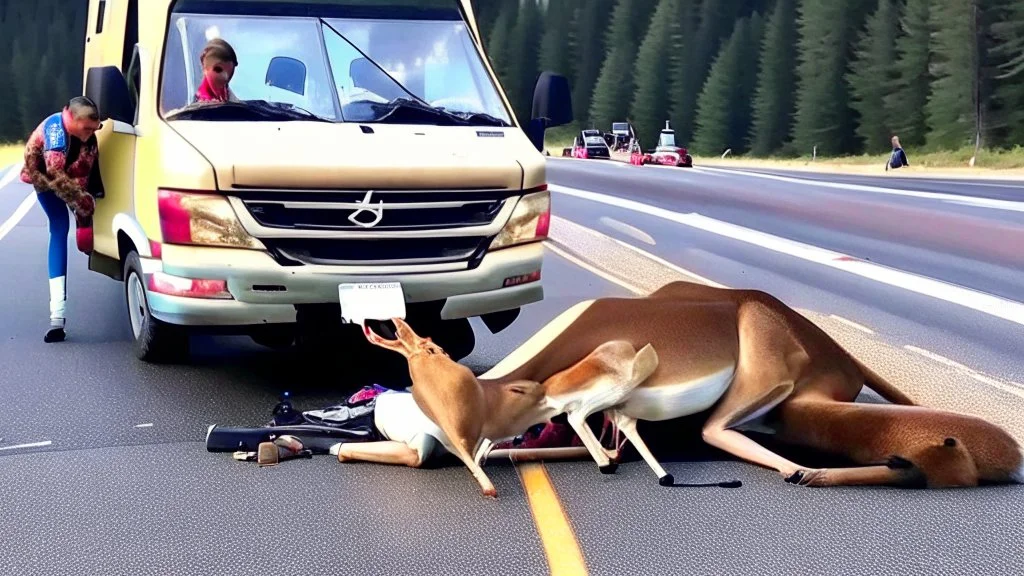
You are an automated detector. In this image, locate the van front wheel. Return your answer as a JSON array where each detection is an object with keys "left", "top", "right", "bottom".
[{"left": 123, "top": 251, "right": 190, "bottom": 363}]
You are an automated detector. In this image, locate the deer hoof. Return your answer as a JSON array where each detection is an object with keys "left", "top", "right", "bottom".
[
  {"left": 784, "top": 470, "right": 806, "bottom": 485},
  {"left": 658, "top": 474, "right": 674, "bottom": 487},
  {"left": 482, "top": 487, "right": 498, "bottom": 499},
  {"left": 599, "top": 462, "right": 618, "bottom": 475}
]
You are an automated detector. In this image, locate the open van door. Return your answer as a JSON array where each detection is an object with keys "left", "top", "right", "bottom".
[{"left": 83, "top": 0, "right": 141, "bottom": 273}]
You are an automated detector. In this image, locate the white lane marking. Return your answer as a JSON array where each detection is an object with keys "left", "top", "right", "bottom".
[
  {"left": 0, "top": 440, "right": 52, "bottom": 452},
  {"left": 695, "top": 166, "right": 1024, "bottom": 212},
  {"left": 0, "top": 193, "right": 36, "bottom": 243},
  {"left": 0, "top": 162, "right": 21, "bottom": 189},
  {"left": 0, "top": 162, "right": 34, "bottom": 243},
  {"left": 893, "top": 179, "right": 1024, "bottom": 190},
  {"left": 559, "top": 216, "right": 725, "bottom": 288},
  {"left": 135, "top": 423, "right": 154, "bottom": 428},
  {"left": 550, "top": 184, "right": 1024, "bottom": 327},
  {"left": 829, "top": 314, "right": 876, "bottom": 334},
  {"left": 904, "top": 345, "right": 972, "bottom": 371},
  {"left": 903, "top": 345, "right": 1024, "bottom": 400},
  {"left": 544, "top": 242, "right": 646, "bottom": 294},
  {"left": 598, "top": 216, "right": 656, "bottom": 245}
]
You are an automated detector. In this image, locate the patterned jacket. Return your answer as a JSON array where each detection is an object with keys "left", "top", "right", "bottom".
[{"left": 20, "top": 111, "right": 104, "bottom": 216}]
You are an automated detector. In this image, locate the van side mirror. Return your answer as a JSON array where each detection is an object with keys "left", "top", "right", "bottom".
[
  {"left": 266, "top": 57, "right": 306, "bottom": 96},
  {"left": 526, "top": 71, "right": 573, "bottom": 152},
  {"left": 85, "top": 66, "right": 135, "bottom": 125}
]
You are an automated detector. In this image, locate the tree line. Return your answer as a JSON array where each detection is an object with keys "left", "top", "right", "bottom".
[
  {"left": 2, "top": 0, "right": 1021, "bottom": 161},
  {"left": 0, "top": 0, "right": 87, "bottom": 143},
  {"left": 472, "top": 0, "right": 1024, "bottom": 158}
]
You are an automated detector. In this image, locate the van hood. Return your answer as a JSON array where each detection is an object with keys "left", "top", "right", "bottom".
[{"left": 169, "top": 121, "right": 531, "bottom": 191}]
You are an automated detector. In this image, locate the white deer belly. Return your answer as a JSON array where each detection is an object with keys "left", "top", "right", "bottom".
[{"left": 618, "top": 365, "right": 735, "bottom": 422}]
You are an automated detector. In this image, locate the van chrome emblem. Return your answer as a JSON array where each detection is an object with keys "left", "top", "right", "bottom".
[{"left": 348, "top": 190, "right": 384, "bottom": 228}]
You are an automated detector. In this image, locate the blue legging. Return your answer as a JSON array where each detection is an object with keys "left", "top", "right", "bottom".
[{"left": 36, "top": 191, "right": 70, "bottom": 279}]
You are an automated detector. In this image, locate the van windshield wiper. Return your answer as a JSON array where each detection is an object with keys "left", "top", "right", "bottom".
[
  {"left": 166, "top": 100, "right": 333, "bottom": 122},
  {"left": 319, "top": 19, "right": 433, "bottom": 110},
  {"left": 319, "top": 19, "right": 509, "bottom": 127},
  {"left": 355, "top": 97, "right": 509, "bottom": 127}
]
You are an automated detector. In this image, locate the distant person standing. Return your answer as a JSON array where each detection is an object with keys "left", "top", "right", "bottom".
[
  {"left": 886, "top": 135, "right": 909, "bottom": 171},
  {"left": 20, "top": 97, "right": 104, "bottom": 343}
]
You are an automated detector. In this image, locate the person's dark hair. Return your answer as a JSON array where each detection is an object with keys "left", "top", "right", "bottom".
[
  {"left": 200, "top": 38, "right": 238, "bottom": 66},
  {"left": 67, "top": 96, "right": 100, "bottom": 121}
]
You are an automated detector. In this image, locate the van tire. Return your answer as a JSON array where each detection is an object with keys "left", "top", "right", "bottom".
[{"left": 123, "top": 251, "right": 190, "bottom": 363}]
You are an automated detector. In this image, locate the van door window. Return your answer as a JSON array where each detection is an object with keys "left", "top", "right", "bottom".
[
  {"left": 121, "top": 0, "right": 139, "bottom": 74},
  {"left": 127, "top": 48, "right": 142, "bottom": 124},
  {"left": 162, "top": 14, "right": 338, "bottom": 119},
  {"left": 96, "top": 0, "right": 107, "bottom": 34}
]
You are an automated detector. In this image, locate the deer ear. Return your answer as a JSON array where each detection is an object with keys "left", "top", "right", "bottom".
[
  {"left": 363, "top": 322, "right": 411, "bottom": 357},
  {"left": 629, "top": 343, "right": 659, "bottom": 384},
  {"left": 391, "top": 317, "right": 427, "bottom": 346}
]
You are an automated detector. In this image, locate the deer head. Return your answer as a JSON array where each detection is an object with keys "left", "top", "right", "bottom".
[{"left": 363, "top": 318, "right": 497, "bottom": 496}]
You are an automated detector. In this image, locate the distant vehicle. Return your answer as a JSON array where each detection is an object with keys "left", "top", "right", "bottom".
[
  {"left": 628, "top": 121, "right": 693, "bottom": 168},
  {"left": 610, "top": 122, "right": 634, "bottom": 151},
  {"left": 564, "top": 129, "right": 612, "bottom": 160}
]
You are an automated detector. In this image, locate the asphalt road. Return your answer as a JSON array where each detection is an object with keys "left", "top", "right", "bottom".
[{"left": 2, "top": 159, "right": 1023, "bottom": 575}]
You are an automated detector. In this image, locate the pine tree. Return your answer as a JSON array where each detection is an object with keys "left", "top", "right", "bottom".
[
  {"left": 885, "top": 0, "right": 932, "bottom": 149},
  {"left": 588, "top": 0, "right": 649, "bottom": 130},
  {"left": 485, "top": 1, "right": 517, "bottom": 87},
  {"left": 0, "top": 1, "right": 15, "bottom": 141},
  {"left": 989, "top": 0, "right": 1024, "bottom": 145},
  {"left": 668, "top": 0, "right": 742, "bottom": 143},
  {"left": 505, "top": 0, "right": 544, "bottom": 121},
  {"left": 925, "top": 0, "right": 982, "bottom": 150},
  {"left": 790, "top": 0, "right": 870, "bottom": 156},
  {"left": 732, "top": 11, "right": 764, "bottom": 155},
  {"left": 628, "top": 0, "right": 678, "bottom": 146},
  {"left": 537, "top": 0, "right": 576, "bottom": 79},
  {"left": 748, "top": 0, "right": 799, "bottom": 156},
  {"left": 692, "top": 18, "right": 749, "bottom": 155},
  {"left": 665, "top": 0, "right": 700, "bottom": 140},
  {"left": 847, "top": 0, "right": 902, "bottom": 154},
  {"left": 567, "top": 1, "right": 613, "bottom": 127}
]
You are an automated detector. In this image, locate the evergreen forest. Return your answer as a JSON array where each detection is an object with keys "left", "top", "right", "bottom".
[{"left": 2, "top": 0, "right": 1023, "bottom": 161}]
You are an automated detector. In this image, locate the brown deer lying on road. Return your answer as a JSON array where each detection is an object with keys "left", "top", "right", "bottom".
[{"left": 363, "top": 280, "right": 1024, "bottom": 497}]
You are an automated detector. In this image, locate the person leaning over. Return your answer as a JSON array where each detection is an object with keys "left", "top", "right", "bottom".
[{"left": 19, "top": 96, "right": 104, "bottom": 343}]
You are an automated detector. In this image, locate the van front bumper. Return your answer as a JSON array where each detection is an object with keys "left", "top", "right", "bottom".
[{"left": 144, "top": 242, "right": 546, "bottom": 327}]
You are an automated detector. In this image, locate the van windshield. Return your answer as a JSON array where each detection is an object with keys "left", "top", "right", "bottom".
[{"left": 160, "top": 1, "right": 512, "bottom": 125}]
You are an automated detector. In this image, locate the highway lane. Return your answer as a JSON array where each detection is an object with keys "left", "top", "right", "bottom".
[
  {"left": 547, "top": 158, "right": 1024, "bottom": 303},
  {"left": 1, "top": 171, "right": 1024, "bottom": 574},
  {"left": 711, "top": 164, "right": 1024, "bottom": 202}
]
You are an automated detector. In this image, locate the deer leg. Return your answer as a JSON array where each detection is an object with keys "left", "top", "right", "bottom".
[
  {"left": 609, "top": 409, "right": 673, "bottom": 486},
  {"left": 566, "top": 409, "right": 616, "bottom": 472},
  {"left": 598, "top": 413, "right": 624, "bottom": 462}
]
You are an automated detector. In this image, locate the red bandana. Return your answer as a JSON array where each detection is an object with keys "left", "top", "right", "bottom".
[{"left": 196, "top": 74, "right": 229, "bottom": 103}]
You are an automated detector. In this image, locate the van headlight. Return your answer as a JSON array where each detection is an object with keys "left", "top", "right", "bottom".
[
  {"left": 488, "top": 186, "right": 550, "bottom": 251},
  {"left": 157, "top": 189, "right": 265, "bottom": 250}
]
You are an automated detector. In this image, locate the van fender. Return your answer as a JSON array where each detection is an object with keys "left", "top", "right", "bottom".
[{"left": 113, "top": 212, "right": 153, "bottom": 259}]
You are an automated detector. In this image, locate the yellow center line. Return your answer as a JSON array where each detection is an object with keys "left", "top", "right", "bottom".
[{"left": 516, "top": 462, "right": 589, "bottom": 576}]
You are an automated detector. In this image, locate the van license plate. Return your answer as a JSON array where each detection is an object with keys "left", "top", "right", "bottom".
[{"left": 338, "top": 282, "right": 406, "bottom": 325}]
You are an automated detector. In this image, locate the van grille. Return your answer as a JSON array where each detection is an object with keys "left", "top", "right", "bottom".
[
  {"left": 263, "top": 237, "right": 488, "bottom": 267},
  {"left": 237, "top": 189, "right": 513, "bottom": 232}
]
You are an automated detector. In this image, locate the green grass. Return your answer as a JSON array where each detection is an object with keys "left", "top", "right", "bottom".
[
  {"left": 698, "top": 146, "right": 1024, "bottom": 171},
  {"left": 0, "top": 143, "right": 23, "bottom": 169}
]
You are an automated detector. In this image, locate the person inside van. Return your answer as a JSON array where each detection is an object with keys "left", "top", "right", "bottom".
[
  {"left": 195, "top": 38, "right": 240, "bottom": 103},
  {"left": 19, "top": 97, "right": 103, "bottom": 343}
]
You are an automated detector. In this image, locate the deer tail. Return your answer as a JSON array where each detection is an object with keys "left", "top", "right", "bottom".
[{"left": 852, "top": 357, "right": 916, "bottom": 406}]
